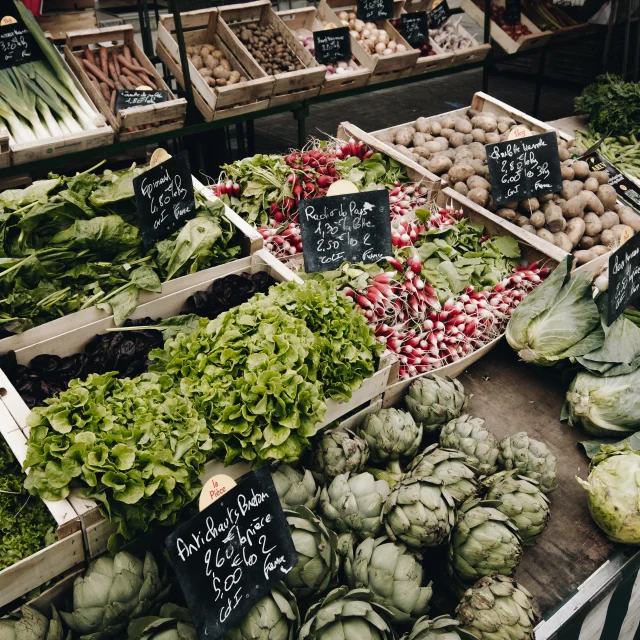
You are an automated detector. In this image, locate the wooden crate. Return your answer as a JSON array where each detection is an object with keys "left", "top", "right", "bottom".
[
  {"left": 156, "top": 9, "right": 275, "bottom": 122},
  {"left": 0, "top": 176, "right": 262, "bottom": 359},
  {"left": 37, "top": 9, "right": 97, "bottom": 41},
  {"left": 0, "top": 248, "right": 395, "bottom": 556},
  {"left": 0, "top": 127, "right": 9, "bottom": 170},
  {"left": 9, "top": 47, "right": 113, "bottom": 166},
  {"left": 277, "top": 2, "right": 371, "bottom": 95},
  {"left": 64, "top": 26, "right": 186, "bottom": 143},
  {"left": 217, "top": 0, "right": 326, "bottom": 108},
  {"left": 460, "top": 0, "right": 551, "bottom": 54},
  {"left": 0, "top": 402, "right": 84, "bottom": 608}
]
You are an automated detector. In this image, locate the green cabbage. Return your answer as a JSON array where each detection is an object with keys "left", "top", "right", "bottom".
[
  {"left": 506, "top": 256, "right": 605, "bottom": 365},
  {"left": 563, "top": 369, "right": 640, "bottom": 436}
]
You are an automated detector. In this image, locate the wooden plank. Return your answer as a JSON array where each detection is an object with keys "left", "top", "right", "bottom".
[
  {"left": 0, "top": 128, "right": 9, "bottom": 169},
  {"left": 37, "top": 10, "right": 97, "bottom": 41},
  {"left": 43, "top": 0, "right": 94, "bottom": 9}
]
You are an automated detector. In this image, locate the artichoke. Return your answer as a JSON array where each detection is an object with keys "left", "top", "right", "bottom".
[
  {"left": 127, "top": 604, "right": 195, "bottom": 640},
  {"left": 408, "top": 444, "right": 479, "bottom": 505},
  {"left": 483, "top": 471, "right": 550, "bottom": 546},
  {"left": 455, "top": 575, "right": 535, "bottom": 640},
  {"left": 273, "top": 464, "right": 320, "bottom": 510},
  {"left": 358, "top": 409, "right": 422, "bottom": 472},
  {"left": 311, "top": 428, "right": 369, "bottom": 481},
  {"left": 299, "top": 587, "right": 394, "bottom": 640},
  {"left": 60, "top": 550, "right": 171, "bottom": 640},
  {"left": 284, "top": 507, "right": 339, "bottom": 599},
  {"left": 440, "top": 416, "right": 499, "bottom": 476},
  {"left": 498, "top": 432, "right": 557, "bottom": 494},
  {"left": 383, "top": 475, "right": 455, "bottom": 549},
  {"left": 335, "top": 531, "right": 357, "bottom": 559},
  {"left": 344, "top": 536, "right": 432, "bottom": 624},
  {"left": 224, "top": 583, "right": 299, "bottom": 640},
  {"left": 320, "top": 472, "right": 390, "bottom": 539},
  {"left": 448, "top": 500, "right": 523, "bottom": 585},
  {"left": 405, "top": 375, "right": 468, "bottom": 434},
  {"left": 0, "top": 606, "right": 68, "bottom": 640},
  {"left": 402, "top": 615, "right": 468, "bottom": 640},
  {"left": 576, "top": 445, "right": 640, "bottom": 544}
]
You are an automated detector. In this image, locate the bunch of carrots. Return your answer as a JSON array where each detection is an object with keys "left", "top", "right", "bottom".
[{"left": 79, "top": 45, "right": 160, "bottom": 132}]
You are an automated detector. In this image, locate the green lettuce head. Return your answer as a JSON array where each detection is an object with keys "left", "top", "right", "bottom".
[{"left": 506, "top": 256, "right": 604, "bottom": 366}]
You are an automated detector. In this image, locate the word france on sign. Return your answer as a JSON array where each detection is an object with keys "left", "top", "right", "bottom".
[
  {"left": 133, "top": 150, "right": 197, "bottom": 249},
  {"left": 165, "top": 467, "right": 297, "bottom": 640},
  {"left": 401, "top": 12, "right": 429, "bottom": 47},
  {"left": 298, "top": 189, "right": 393, "bottom": 272},
  {"left": 0, "top": 17, "right": 43, "bottom": 70},
  {"left": 486, "top": 130, "right": 562, "bottom": 207},
  {"left": 313, "top": 26, "right": 351, "bottom": 65},
  {"left": 428, "top": 0, "right": 452, "bottom": 30},
  {"left": 116, "top": 89, "right": 169, "bottom": 112},
  {"left": 357, "top": 0, "right": 394, "bottom": 22},
  {"left": 608, "top": 231, "right": 640, "bottom": 325}
]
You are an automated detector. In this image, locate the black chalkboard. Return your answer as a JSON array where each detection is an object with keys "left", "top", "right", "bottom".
[
  {"left": 298, "top": 189, "right": 392, "bottom": 272},
  {"left": 0, "top": 19, "right": 44, "bottom": 70},
  {"left": 357, "top": 0, "right": 394, "bottom": 22},
  {"left": 503, "top": 0, "right": 521, "bottom": 25},
  {"left": 486, "top": 131, "right": 562, "bottom": 207},
  {"left": 401, "top": 12, "right": 429, "bottom": 46},
  {"left": 165, "top": 467, "right": 297, "bottom": 640},
  {"left": 428, "top": 0, "right": 452, "bottom": 29},
  {"left": 116, "top": 89, "right": 169, "bottom": 112},
  {"left": 133, "top": 150, "right": 197, "bottom": 249},
  {"left": 313, "top": 27, "right": 351, "bottom": 64},
  {"left": 608, "top": 232, "right": 640, "bottom": 326}
]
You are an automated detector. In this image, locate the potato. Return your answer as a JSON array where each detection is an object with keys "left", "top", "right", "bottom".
[
  {"left": 601, "top": 229, "right": 615, "bottom": 247},
  {"left": 467, "top": 175, "right": 490, "bottom": 191},
  {"left": 579, "top": 235, "right": 596, "bottom": 249},
  {"left": 530, "top": 210, "right": 545, "bottom": 229},
  {"left": 596, "top": 184, "right": 617, "bottom": 211},
  {"left": 434, "top": 137, "right": 449, "bottom": 151},
  {"left": 561, "top": 180, "right": 583, "bottom": 200},
  {"left": 521, "top": 224, "right": 536, "bottom": 235},
  {"left": 574, "top": 249, "right": 603, "bottom": 264},
  {"left": 414, "top": 146, "right": 431, "bottom": 159},
  {"left": 216, "top": 78, "right": 227, "bottom": 86},
  {"left": 468, "top": 159, "right": 488, "bottom": 177},
  {"left": 612, "top": 224, "right": 635, "bottom": 244},
  {"left": 558, "top": 146, "right": 570, "bottom": 161},
  {"left": 220, "top": 58, "right": 231, "bottom": 71},
  {"left": 471, "top": 129, "right": 486, "bottom": 143},
  {"left": 430, "top": 121, "right": 442, "bottom": 136},
  {"left": 436, "top": 149, "right": 456, "bottom": 161},
  {"left": 565, "top": 217, "right": 586, "bottom": 246},
  {"left": 539, "top": 193, "right": 554, "bottom": 203},
  {"left": 396, "top": 144, "right": 409, "bottom": 155},
  {"left": 418, "top": 158, "right": 431, "bottom": 170},
  {"left": 424, "top": 141, "right": 442, "bottom": 154},
  {"left": 213, "top": 64, "right": 230, "bottom": 80},
  {"left": 497, "top": 122, "right": 510, "bottom": 134},
  {"left": 584, "top": 177, "right": 600, "bottom": 192},
  {"left": 415, "top": 117, "right": 431, "bottom": 133},
  {"left": 453, "top": 182, "right": 469, "bottom": 196},
  {"left": 455, "top": 118, "right": 473, "bottom": 134},
  {"left": 426, "top": 156, "right": 453, "bottom": 175},
  {"left": 496, "top": 208, "right": 516, "bottom": 221},
  {"left": 553, "top": 232, "right": 573, "bottom": 253},
  {"left": 590, "top": 171, "right": 609, "bottom": 185},
  {"left": 441, "top": 115, "right": 456, "bottom": 129},
  {"left": 514, "top": 214, "right": 530, "bottom": 228},
  {"left": 583, "top": 212, "right": 602, "bottom": 237},
  {"left": 470, "top": 114, "right": 497, "bottom": 132},
  {"left": 572, "top": 160, "right": 590, "bottom": 180},
  {"left": 485, "top": 132, "right": 500, "bottom": 144},
  {"left": 441, "top": 128, "right": 455, "bottom": 140},
  {"left": 449, "top": 132, "right": 465, "bottom": 148},
  {"left": 448, "top": 163, "right": 475, "bottom": 183},
  {"left": 617, "top": 205, "right": 640, "bottom": 232},
  {"left": 537, "top": 228, "right": 555, "bottom": 244},
  {"left": 504, "top": 201, "right": 519, "bottom": 210},
  {"left": 519, "top": 198, "right": 539, "bottom": 212},
  {"left": 600, "top": 211, "right": 619, "bottom": 230},
  {"left": 198, "top": 68, "right": 212, "bottom": 77},
  {"left": 191, "top": 55, "right": 203, "bottom": 70},
  {"left": 468, "top": 144, "right": 486, "bottom": 161},
  {"left": 544, "top": 205, "right": 565, "bottom": 232},
  {"left": 468, "top": 188, "right": 489, "bottom": 207},
  {"left": 454, "top": 147, "right": 474, "bottom": 162},
  {"left": 228, "top": 70, "right": 241, "bottom": 84},
  {"left": 395, "top": 127, "right": 415, "bottom": 147},
  {"left": 463, "top": 134, "right": 474, "bottom": 145},
  {"left": 376, "top": 130, "right": 394, "bottom": 144},
  {"left": 581, "top": 190, "right": 604, "bottom": 215},
  {"left": 558, "top": 165, "right": 574, "bottom": 182},
  {"left": 564, "top": 195, "right": 587, "bottom": 219}
]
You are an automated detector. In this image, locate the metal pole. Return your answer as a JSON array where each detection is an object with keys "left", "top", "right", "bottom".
[
  {"left": 532, "top": 50, "right": 547, "bottom": 119},
  {"left": 168, "top": 0, "right": 197, "bottom": 119},
  {"left": 635, "top": 16, "right": 640, "bottom": 82},
  {"left": 603, "top": 0, "right": 617, "bottom": 72},
  {"left": 622, "top": 0, "right": 631, "bottom": 77},
  {"left": 482, "top": 0, "right": 491, "bottom": 93},
  {"left": 294, "top": 105, "right": 308, "bottom": 149},
  {"left": 137, "top": 0, "right": 154, "bottom": 57}
]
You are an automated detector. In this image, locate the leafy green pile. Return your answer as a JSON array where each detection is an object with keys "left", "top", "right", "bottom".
[
  {"left": 267, "top": 280, "right": 382, "bottom": 402},
  {"left": 0, "top": 438, "right": 57, "bottom": 571},
  {"left": 24, "top": 372, "right": 212, "bottom": 543},
  {"left": 575, "top": 74, "right": 640, "bottom": 138},
  {"left": 335, "top": 154, "right": 407, "bottom": 191},
  {"left": 0, "top": 164, "right": 240, "bottom": 334}
]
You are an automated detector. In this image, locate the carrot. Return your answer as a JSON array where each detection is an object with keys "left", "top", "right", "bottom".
[
  {"left": 115, "top": 80, "right": 125, "bottom": 91},
  {"left": 108, "top": 60, "right": 118, "bottom": 83},
  {"left": 110, "top": 90, "right": 117, "bottom": 113},
  {"left": 122, "top": 67, "right": 150, "bottom": 87},
  {"left": 119, "top": 74, "right": 135, "bottom": 90},
  {"left": 113, "top": 52, "right": 121, "bottom": 76},
  {"left": 99, "top": 82, "right": 111, "bottom": 102},
  {"left": 83, "top": 46, "right": 95, "bottom": 65},
  {"left": 123, "top": 44, "right": 132, "bottom": 63},
  {"left": 82, "top": 58, "right": 115, "bottom": 89},
  {"left": 99, "top": 46, "right": 108, "bottom": 73},
  {"left": 116, "top": 54, "right": 150, "bottom": 75}
]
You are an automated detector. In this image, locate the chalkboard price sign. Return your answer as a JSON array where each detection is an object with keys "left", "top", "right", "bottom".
[
  {"left": 298, "top": 189, "right": 393, "bottom": 272},
  {"left": 165, "top": 467, "right": 297, "bottom": 640},
  {"left": 428, "top": 0, "right": 452, "bottom": 30},
  {"left": 0, "top": 20, "right": 43, "bottom": 70},
  {"left": 503, "top": 0, "right": 521, "bottom": 25},
  {"left": 357, "top": 0, "right": 394, "bottom": 22},
  {"left": 116, "top": 89, "right": 169, "bottom": 112},
  {"left": 401, "top": 12, "right": 429, "bottom": 46},
  {"left": 486, "top": 131, "right": 562, "bottom": 207},
  {"left": 133, "top": 150, "right": 197, "bottom": 249},
  {"left": 313, "top": 27, "right": 351, "bottom": 64},
  {"left": 608, "top": 232, "right": 640, "bottom": 325}
]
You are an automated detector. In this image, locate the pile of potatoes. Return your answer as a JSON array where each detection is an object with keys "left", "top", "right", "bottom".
[
  {"left": 499, "top": 160, "right": 640, "bottom": 265},
  {"left": 235, "top": 23, "right": 305, "bottom": 74},
  {"left": 187, "top": 43, "right": 247, "bottom": 88}
]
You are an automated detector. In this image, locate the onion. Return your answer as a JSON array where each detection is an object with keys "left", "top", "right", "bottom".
[
  {"left": 396, "top": 43, "right": 406, "bottom": 52},
  {"left": 383, "top": 48, "right": 393, "bottom": 55},
  {"left": 362, "top": 28, "right": 371, "bottom": 39},
  {"left": 348, "top": 18, "right": 356, "bottom": 28},
  {"left": 387, "top": 40, "right": 397, "bottom": 52},
  {"left": 378, "top": 30, "right": 390, "bottom": 44},
  {"left": 375, "top": 41, "right": 386, "bottom": 54},
  {"left": 337, "top": 60, "right": 348, "bottom": 69},
  {"left": 365, "top": 21, "right": 376, "bottom": 30},
  {"left": 338, "top": 10, "right": 349, "bottom": 20},
  {"left": 355, "top": 19, "right": 365, "bottom": 32},
  {"left": 348, "top": 11, "right": 356, "bottom": 19},
  {"left": 364, "top": 38, "right": 376, "bottom": 50}
]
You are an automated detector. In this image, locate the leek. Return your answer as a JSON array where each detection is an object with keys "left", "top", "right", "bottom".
[
  {"left": 0, "top": 69, "right": 48, "bottom": 139},
  {"left": 37, "top": 97, "right": 63, "bottom": 138},
  {"left": 0, "top": 96, "right": 35, "bottom": 144}
]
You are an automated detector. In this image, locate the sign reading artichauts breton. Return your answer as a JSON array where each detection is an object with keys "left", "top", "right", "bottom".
[
  {"left": 357, "top": 0, "right": 394, "bottom": 22},
  {"left": 486, "top": 131, "right": 562, "bottom": 206},
  {"left": 165, "top": 467, "right": 297, "bottom": 640},
  {"left": 313, "top": 27, "right": 351, "bottom": 65},
  {"left": 608, "top": 231, "right": 640, "bottom": 325},
  {"left": 0, "top": 18, "right": 43, "bottom": 70},
  {"left": 116, "top": 89, "right": 169, "bottom": 112},
  {"left": 133, "top": 150, "right": 196, "bottom": 249},
  {"left": 298, "top": 189, "right": 393, "bottom": 272}
]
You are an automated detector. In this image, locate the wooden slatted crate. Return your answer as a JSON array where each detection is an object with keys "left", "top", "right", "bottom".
[
  {"left": 37, "top": 9, "right": 97, "bottom": 41},
  {"left": 217, "top": 0, "right": 327, "bottom": 108},
  {"left": 156, "top": 9, "right": 275, "bottom": 122},
  {"left": 0, "top": 128, "right": 9, "bottom": 170}
]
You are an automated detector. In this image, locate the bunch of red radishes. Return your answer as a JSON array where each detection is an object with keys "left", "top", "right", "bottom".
[{"left": 258, "top": 222, "right": 303, "bottom": 259}]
